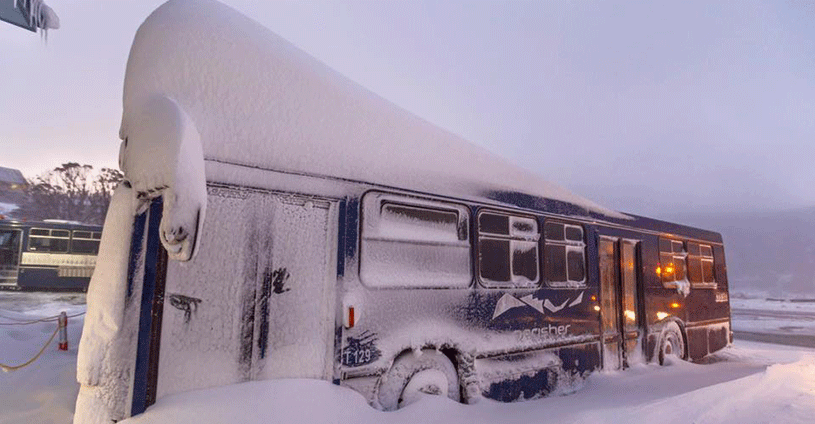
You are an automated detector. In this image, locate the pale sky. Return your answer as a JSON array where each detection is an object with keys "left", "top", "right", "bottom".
[{"left": 1, "top": 0, "right": 813, "bottom": 216}]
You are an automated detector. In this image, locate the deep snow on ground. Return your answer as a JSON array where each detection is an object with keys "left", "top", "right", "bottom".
[
  {"left": 121, "top": 345, "right": 815, "bottom": 424},
  {"left": 3, "top": 293, "right": 815, "bottom": 424},
  {"left": 731, "top": 297, "right": 815, "bottom": 342},
  {"left": 0, "top": 293, "right": 85, "bottom": 424}
]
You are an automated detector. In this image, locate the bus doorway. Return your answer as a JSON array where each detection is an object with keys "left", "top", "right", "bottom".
[
  {"left": 599, "top": 237, "right": 643, "bottom": 369},
  {"left": 0, "top": 228, "right": 21, "bottom": 287}
]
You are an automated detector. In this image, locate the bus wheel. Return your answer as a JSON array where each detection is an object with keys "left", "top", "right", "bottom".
[
  {"left": 658, "top": 322, "right": 686, "bottom": 365},
  {"left": 377, "top": 350, "right": 460, "bottom": 411}
]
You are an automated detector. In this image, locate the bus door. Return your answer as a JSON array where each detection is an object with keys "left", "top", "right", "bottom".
[
  {"left": 0, "top": 228, "right": 21, "bottom": 287},
  {"left": 598, "top": 237, "right": 643, "bottom": 369}
]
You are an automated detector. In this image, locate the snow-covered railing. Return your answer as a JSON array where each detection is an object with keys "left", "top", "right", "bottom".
[{"left": 0, "top": 311, "right": 78, "bottom": 372}]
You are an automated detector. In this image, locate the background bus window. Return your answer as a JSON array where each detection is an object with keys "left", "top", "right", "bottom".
[
  {"left": 0, "top": 230, "right": 21, "bottom": 266},
  {"left": 28, "top": 228, "right": 69, "bottom": 253},
  {"left": 71, "top": 230, "right": 101, "bottom": 255},
  {"left": 360, "top": 193, "right": 472, "bottom": 289},
  {"left": 478, "top": 212, "right": 539, "bottom": 288},
  {"left": 544, "top": 222, "right": 586, "bottom": 287}
]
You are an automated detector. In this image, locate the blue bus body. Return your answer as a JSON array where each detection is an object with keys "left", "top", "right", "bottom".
[
  {"left": 79, "top": 1, "right": 731, "bottom": 419},
  {"left": 0, "top": 219, "right": 102, "bottom": 291},
  {"left": 123, "top": 170, "right": 730, "bottom": 412}
]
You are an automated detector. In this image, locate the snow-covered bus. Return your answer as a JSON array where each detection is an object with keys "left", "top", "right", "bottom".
[
  {"left": 0, "top": 219, "right": 100, "bottom": 291},
  {"left": 74, "top": 1, "right": 732, "bottom": 422}
]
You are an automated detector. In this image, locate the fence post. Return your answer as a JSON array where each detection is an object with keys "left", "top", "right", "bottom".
[{"left": 58, "top": 312, "right": 68, "bottom": 351}]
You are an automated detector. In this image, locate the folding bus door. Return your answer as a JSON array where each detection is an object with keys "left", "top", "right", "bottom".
[{"left": 598, "top": 237, "right": 644, "bottom": 369}]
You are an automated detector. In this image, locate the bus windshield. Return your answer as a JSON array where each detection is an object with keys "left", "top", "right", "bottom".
[{"left": 0, "top": 230, "right": 21, "bottom": 266}]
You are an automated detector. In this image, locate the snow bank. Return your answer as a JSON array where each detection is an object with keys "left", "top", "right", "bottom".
[
  {"left": 118, "top": 347, "right": 815, "bottom": 424},
  {"left": 119, "top": 0, "right": 618, "bottom": 218}
]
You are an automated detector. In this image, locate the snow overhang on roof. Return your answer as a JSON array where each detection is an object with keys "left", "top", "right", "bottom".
[{"left": 120, "top": 0, "right": 622, "bottom": 218}]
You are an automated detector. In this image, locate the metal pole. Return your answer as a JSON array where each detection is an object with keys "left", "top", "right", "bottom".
[{"left": 58, "top": 311, "right": 68, "bottom": 351}]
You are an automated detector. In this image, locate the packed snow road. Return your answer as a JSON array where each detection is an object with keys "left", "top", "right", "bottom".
[{"left": 2, "top": 292, "right": 815, "bottom": 424}]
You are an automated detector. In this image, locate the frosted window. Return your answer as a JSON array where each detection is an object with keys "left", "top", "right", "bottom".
[
  {"left": 544, "top": 221, "right": 586, "bottom": 287},
  {"left": 479, "top": 213, "right": 509, "bottom": 236},
  {"left": 544, "top": 245, "right": 566, "bottom": 282},
  {"left": 659, "top": 237, "right": 689, "bottom": 288},
  {"left": 567, "top": 248, "right": 585, "bottom": 282},
  {"left": 361, "top": 193, "right": 471, "bottom": 289},
  {"left": 544, "top": 221, "right": 564, "bottom": 241},
  {"left": 480, "top": 238, "right": 510, "bottom": 282},
  {"left": 478, "top": 211, "right": 539, "bottom": 288},
  {"left": 687, "top": 241, "right": 716, "bottom": 288}
]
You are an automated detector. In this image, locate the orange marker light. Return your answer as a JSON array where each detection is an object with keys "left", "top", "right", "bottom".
[
  {"left": 671, "top": 302, "right": 681, "bottom": 309},
  {"left": 656, "top": 267, "right": 662, "bottom": 276}
]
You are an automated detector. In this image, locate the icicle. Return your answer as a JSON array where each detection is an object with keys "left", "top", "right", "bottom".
[{"left": 16, "top": 0, "right": 59, "bottom": 38}]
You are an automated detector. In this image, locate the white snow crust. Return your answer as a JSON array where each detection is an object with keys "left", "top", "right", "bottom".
[
  {"left": 74, "top": 184, "right": 141, "bottom": 424},
  {"left": 119, "top": 0, "right": 620, "bottom": 218},
  {"left": 118, "top": 95, "right": 206, "bottom": 262},
  {"left": 120, "top": 345, "right": 815, "bottom": 424}
]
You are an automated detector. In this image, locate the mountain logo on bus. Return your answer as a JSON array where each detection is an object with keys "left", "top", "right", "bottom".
[{"left": 492, "top": 291, "right": 584, "bottom": 320}]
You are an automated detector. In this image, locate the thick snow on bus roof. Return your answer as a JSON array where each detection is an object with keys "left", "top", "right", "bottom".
[{"left": 120, "top": 0, "right": 619, "bottom": 218}]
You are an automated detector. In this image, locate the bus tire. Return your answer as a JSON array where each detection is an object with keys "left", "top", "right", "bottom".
[
  {"left": 658, "top": 321, "right": 686, "bottom": 365},
  {"left": 377, "top": 349, "right": 460, "bottom": 411}
]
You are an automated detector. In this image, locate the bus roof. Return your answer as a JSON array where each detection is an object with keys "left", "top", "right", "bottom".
[{"left": 120, "top": 0, "right": 622, "bottom": 221}]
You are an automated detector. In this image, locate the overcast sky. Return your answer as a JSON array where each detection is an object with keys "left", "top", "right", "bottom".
[{"left": 1, "top": 0, "right": 813, "bottom": 216}]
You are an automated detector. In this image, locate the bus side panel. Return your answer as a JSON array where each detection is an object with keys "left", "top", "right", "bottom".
[
  {"left": 478, "top": 342, "right": 600, "bottom": 402},
  {"left": 686, "top": 327, "right": 709, "bottom": 360},
  {"left": 16, "top": 267, "right": 89, "bottom": 291}
]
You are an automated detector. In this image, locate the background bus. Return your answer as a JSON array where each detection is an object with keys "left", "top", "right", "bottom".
[{"left": 0, "top": 219, "right": 101, "bottom": 291}]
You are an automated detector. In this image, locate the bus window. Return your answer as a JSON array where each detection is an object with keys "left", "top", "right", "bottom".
[
  {"left": 688, "top": 243, "right": 716, "bottom": 287},
  {"left": 659, "top": 238, "right": 688, "bottom": 288},
  {"left": 477, "top": 211, "right": 539, "bottom": 288},
  {"left": 360, "top": 193, "right": 471, "bottom": 289},
  {"left": 544, "top": 222, "right": 585, "bottom": 287},
  {"left": 28, "top": 228, "right": 69, "bottom": 253},
  {"left": 71, "top": 230, "right": 101, "bottom": 255}
]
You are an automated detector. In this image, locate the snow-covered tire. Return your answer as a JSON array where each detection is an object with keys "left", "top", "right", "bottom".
[
  {"left": 377, "top": 350, "right": 460, "bottom": 411},
  {"left": 658, "top": 321, "right": 686, "bottom": 365}
]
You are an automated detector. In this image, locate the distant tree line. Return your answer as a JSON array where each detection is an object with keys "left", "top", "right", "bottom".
[{"left": 13, "top": 163, "right": 123, "bottom": 225}]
